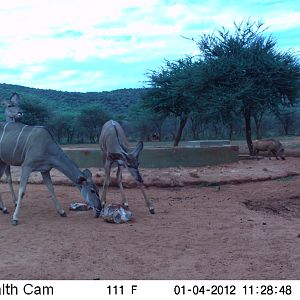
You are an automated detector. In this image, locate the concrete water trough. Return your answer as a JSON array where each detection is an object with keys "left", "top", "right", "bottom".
[
  {"left": 63, "top": 144, "right": 239, "bottom": 168},
  {"left": 186, "top": 140, "right": 231, "bottom": 147}
]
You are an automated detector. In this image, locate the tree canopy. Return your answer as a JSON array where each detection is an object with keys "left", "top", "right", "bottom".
[
  {"left": 144, "top": 19, "right": 300, "bottom": 151},
  {"left": 197, "top": 20, "right": 300, "bottom": 153},
  {"left": 78, "top": 105, "right": 112, "bottom": 143},
  {"left": 20, "top": 100, "right": 51, "bottom": 126},
  {"left": 143, "top": 57, "right": 204, "bottom": 146}
]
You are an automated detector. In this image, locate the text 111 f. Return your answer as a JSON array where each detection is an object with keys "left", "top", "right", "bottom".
[{"left": 107, "top": 285, "right": 138, "bottom": 295}]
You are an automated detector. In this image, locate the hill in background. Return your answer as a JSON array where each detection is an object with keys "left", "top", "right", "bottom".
[{"left": 0, "top": 83, "right": 146, "bottom": 116}]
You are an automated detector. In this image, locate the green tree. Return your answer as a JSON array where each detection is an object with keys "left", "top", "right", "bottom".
[
  {"left": 20, "top": 100, "right": 51, "bottom": 125},
  {"left": 128, "top": 104, "right": 167, "bottom": 141},
  {"left": 47, "top": 112, "right": 78, "bottom": 143},
  {"left": 273, "top": 105, "right": 296, "bottom": 136},
  {"left": 144, "top": 57, "right": 202, "bottom": 146},
  {"left": 78, "top": 105, "right": 111, "bottom": 143},
  {"left": 196, "top": 19, "right": 300, "bottom": 154}
]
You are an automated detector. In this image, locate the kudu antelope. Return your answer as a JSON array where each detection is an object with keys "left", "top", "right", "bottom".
[
  {"left": 0, "top": 93, "right": 24, "bottom": 207},
  {"left": 0, "top": 122, "right": 102, "bottom": 225},
  {"left": 1, "top": 93, "right": 24, "bottom": 122},
  {"left": 99, "top": 120, "right": 155, "bottom": 214}
]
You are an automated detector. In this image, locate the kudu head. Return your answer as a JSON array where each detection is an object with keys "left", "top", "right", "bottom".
[
  {"left": 1, "top": 93, "right": 24, "bottom": 122},
  {"left": 121, "top": 141, "right": 144, "bottom": 183},
  {"left": 77, "top": 169, "right": 102, "bottom": 217}
]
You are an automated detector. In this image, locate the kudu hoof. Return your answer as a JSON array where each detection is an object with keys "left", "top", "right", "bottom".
[
  {"left": 3, "top": 208, "right": 9, "bottom": 214},
  {"left": 12, "top": 219, "right": 18, "bottom": 226},
  {"left": 1, "top": 207, "right": 9, "bottom": 214},
  {"left": 60, "top": 212, "right": 67, "bottom": 217},
  {"left": 149, "top": 208, "right": 155, "bottom": 214}
]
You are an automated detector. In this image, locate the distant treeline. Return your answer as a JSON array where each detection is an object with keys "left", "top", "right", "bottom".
[
  {"left": 1, "top": 82, "right": 299, "bottom": 145},
  {"left": 0, "top": 83, "right": 147, "bottom": 143},
  {"left": 0, "top": 82, "right": 144, "bottom": 116}
]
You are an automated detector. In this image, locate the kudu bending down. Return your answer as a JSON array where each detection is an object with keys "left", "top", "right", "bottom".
[
  {"left": 0, "top": 122, "right": 102, "bottom": 225},
  {"left": 0, "top": 93, "right": 24, "bottom": 206},
  {"left": 99, "top": 120, "right": 155, "bottom": 214}
]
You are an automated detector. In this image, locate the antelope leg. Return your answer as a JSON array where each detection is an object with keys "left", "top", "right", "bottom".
[
  {"left": 5, "top": 166, "right": 17, "bottom": 206},
  {"left": 138, "top": 183, "right": 155, "bottom": 214},
  {"left": 101, "top": 160, "right": 112, "bottom": 207},
  {"left": 116, "top": 165, "right": 128, "bottom": 207},
  {"left": 12, "top": 166, "right": 31, "bottom": 225},
  {"left": 41, "top": 171, "right": 66, "bottom": 217},
  {"left": 0, "top": 164, "right": 9, "bottom": 213}
]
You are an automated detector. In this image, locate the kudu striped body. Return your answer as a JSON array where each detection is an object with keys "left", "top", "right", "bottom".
[
  {"left": 0, "top": 122, "right": 101, "bottom": 225},
  {"left": 99, "top": 120, "right": 155, "bottom": 214}
]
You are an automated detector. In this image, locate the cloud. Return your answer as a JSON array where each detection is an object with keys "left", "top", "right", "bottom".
[
  {"left": 53, "top": 30, "right": 84, "bottom": 38},
  {"left": 0, "top": 0, "right": 299, "bottom": 91},
  {"left": 0, "top": 1, "right": 201, "bottom": 65},
  {"left": 265, "top": 12, "right": 300, "bottom": 32},
  {"left": 43, "top": 70, "right": 106, "bottom": 92}
]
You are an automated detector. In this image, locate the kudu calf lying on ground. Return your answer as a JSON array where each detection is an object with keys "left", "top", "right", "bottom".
[
  {"left": 99, "top": 120, "right": 155, "bottom": 214},
  {"left": 0, "top": 122, "right": 102, "bottom": 225},
  {"left": 0, "top": 93, "right": 24, "bottom": 205},
  {"left": 253, "top": 139, "right": 285, "bottom": 160}
]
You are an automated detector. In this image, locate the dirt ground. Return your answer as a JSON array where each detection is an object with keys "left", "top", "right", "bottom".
[{"left": 1, "top": 157, "right": 300, "bottom": 280}]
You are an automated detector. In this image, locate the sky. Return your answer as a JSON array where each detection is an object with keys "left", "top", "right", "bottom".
[{"left": 0, "top": 0, "right": 299, "bottom": 93}]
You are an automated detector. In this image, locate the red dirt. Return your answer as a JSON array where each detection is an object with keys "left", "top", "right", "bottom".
[{"left": 1, "top": 158, "right": 300, "bottom": 280}]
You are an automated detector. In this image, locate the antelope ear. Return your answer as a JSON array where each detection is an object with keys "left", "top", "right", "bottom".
[
  {"left": 82, "top": 169, "right": 92, "bottom": 179},
  {"left": 109, "top": 153, "right": 126, "bottom": 161},
  {"left": 76, "top": 175, "right": 87, "bottom": 185},
  {"left": 10, "top": 93, "right": 20, "bottom": 105},
  {"left": 121, "top": 150, "right": 130, "bottom": 160},
  {"left": 132, "top": 141, "right": 143, "bottom": 158}
]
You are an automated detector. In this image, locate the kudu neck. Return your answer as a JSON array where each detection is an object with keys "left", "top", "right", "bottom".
[{"left": 51, "top": 146, "right": 83, "bottom": 186}]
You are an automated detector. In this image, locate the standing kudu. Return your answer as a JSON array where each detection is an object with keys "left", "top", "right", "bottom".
[
  {"left": 0, "top": 122, "right": 102, "bottom": 225},
  {"left": 99, "top": 120, "right": 155, "bottom": 214},
  {"left": 0, "top": 93, "right": 24, "bottom": 207}
]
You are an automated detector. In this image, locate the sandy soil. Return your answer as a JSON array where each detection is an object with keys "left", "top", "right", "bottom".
[{"left": 0, "top": 157, "right": 300, "bottom": 280}]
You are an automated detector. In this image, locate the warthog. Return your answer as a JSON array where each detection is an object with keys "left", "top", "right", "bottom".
[{"left": 253, "top": 139, "right": 285, "bottom": 160}]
